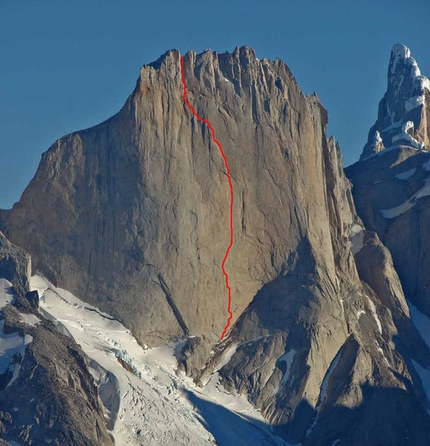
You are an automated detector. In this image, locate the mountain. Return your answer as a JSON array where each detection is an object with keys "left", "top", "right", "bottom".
[
  {"left": 360, "top": 44, "right": 430, "bottom": 161},
  {"left": 3, "top": 47, "right": 334, "bottom": 348},
  {"left": 2, "top": 46, "right": 430, "bottom": 445},
  {"left": 0, "top": 232, "right": 113, "bottom": 445},
  {"left": 346, "top": 44, "right": 430, "bottom": 318},
  {"left": 1, "top": 232, "right": 290, "bottom": 446}
]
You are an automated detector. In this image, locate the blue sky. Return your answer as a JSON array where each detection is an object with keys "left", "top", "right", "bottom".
[{"left": 1, "top": 0, "right": 429, "bottom": 208}]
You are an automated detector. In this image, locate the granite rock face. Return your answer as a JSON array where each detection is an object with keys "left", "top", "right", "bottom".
[
  {"left": 4, "top": 47, "right": 352, "bottom": 347},
  {"left": 195, "top": 140, "right": 430, "bottom": 445},
  {"left": 3, "top": 46, "right": 430, "bottom": 444}
]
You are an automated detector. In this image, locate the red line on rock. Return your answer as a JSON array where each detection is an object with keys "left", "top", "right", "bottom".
[{"left": 180, "top": 56, "right": 234, "bottom": 340}]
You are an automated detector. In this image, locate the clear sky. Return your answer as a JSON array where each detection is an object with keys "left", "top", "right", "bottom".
[{"left": 1, "top": 0, "right": 429, "bottom": 209}]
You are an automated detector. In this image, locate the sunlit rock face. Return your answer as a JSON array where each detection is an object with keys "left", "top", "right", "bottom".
[{"left": 3, "top": 46, "right": 430, "bottom": 444}]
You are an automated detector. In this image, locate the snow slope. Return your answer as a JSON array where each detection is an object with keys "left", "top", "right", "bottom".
[{"left": 30, "top": 275, "right": 290, "bottom": 446}]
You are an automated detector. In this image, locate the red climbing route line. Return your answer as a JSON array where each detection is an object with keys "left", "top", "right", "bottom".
[{"left": 180, "top": 56, "right": 234, "bottom": 340}]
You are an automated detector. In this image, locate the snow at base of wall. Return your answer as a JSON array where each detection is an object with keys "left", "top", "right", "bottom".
[{"left": 30, "top": 275, "right": 292, "bottom": 446}]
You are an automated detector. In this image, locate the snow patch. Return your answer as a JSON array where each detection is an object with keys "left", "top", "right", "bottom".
[
  {"left": 306, "top": 346, "right": 343, "bottom": 436},
  {"left": 275, "top": 349, "right": 297, "bottom": 394},
  {"left": 377, "top": 345, "right": 390, "bottom": 367},
  {"left": 360, "top": 144, "right": 403, "bottom": 161},
  {"left": 214, "top": 344, "right": 238, "bottom": 373},
  {"left": 374, "top": 130, "right": 382, "bottom": 144},
  {"left": 408, "top": 301, "right": 430, "bottom": 348},
  {"left": 391, "top": 121, "right": 424, "bottom": 150},
  {"left": 349, "top": 228, "right": 365, "bottom": 255},
  {"left": 19, "top": 313, "right": 40, "bottom": 327},
  {"left": 0, "top": 321, "right": 33, "bottom": 387},
  {"left": 367, "top": 297, "right": 382, "bottom": 334},
  {"left": 357, "top": 310, "right": 366, "bottom": 318},
  {"left": 412, "top": 360, "right": 430, "bottom": 404},
  {"left": 405, "top": 95, "right": 425, "bottom": 112},
  {"left": 395, "top": 168, "right": 416, "bottom": 180},
  {"left": 382, "top": 119, "right": 403, "bottom": 133},
  {"left": 212, "top": 336, "right": 268, "bottom": 375},
  {"left": 422, "top": 159, "right": 430, "bottom": 172},
  {"left": 390, "top": 44, "right": 411, "bottom": 74},
  {"left": 350, "top": 224, "right": 364, "bottom": 236},
  {"left": 382, "top": 177, "right": 430, "bottom": 218}
]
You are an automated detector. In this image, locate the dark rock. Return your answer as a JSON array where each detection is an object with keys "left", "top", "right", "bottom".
[
  {"left": 177, "top": 336, "right": 212, "bottom": 377},
  {"left": 24, "top": 290, "right": 39, "bottom": 310},
  {"left": 0, "top": 303, "right": 114, "bottom": 445},
  {"left": 0, "top": 232, "right": 30, "bottom": 296}
]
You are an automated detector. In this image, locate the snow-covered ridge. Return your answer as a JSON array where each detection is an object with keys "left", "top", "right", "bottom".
[{"left": 30, "top": 275, "right": 290, "bottom": 446}]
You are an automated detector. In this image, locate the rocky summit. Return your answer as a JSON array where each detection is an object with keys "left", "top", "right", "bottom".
[
  {"left": 360, "top": 44, "right": 430, "bottom": 160},
  {"left": 2, "top": 45, "right": 430, "bottom": 445},
  {"left": 346, "top": 44, "right": 430, "bottom": 318}
]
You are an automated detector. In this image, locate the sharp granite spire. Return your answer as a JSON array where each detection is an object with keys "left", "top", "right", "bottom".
[{"left": 361, "top": 44, "right": 430, "bottom": 160}]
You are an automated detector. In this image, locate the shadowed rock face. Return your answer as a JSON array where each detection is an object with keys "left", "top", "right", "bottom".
[
  {"left": 4, "top": 46, "right": 430, "bottom": 444},
  {"left": 0, "top": 305, "right": 114, "bottom": 446}
]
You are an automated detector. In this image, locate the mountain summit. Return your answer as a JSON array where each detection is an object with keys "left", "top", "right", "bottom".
[
  {"left": 347, "top": 43, "right": 430, "bottom": 324},
  {"left": 361, "top": 44, "right": 430, "bottom": 160},
  {"left": 2, "top": 46, "right": 331, "bottom": 348},
  {"left": 3, "top": 46, "right": 430, "bottom": 444}
]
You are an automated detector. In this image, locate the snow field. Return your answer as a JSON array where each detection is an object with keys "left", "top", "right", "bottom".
[{"left": 30, "top": 275, "right": 289, "bottom": 446}]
